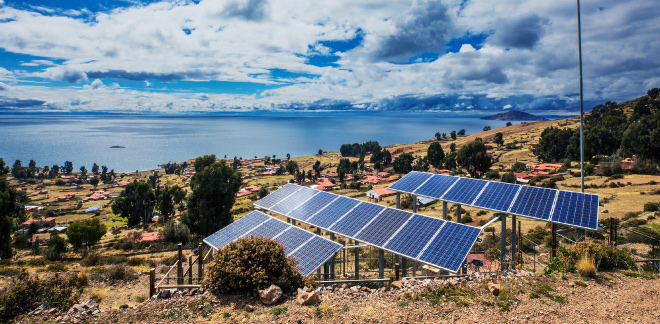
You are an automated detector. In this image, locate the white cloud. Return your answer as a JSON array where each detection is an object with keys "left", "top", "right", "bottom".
[
  {"left": 0, "top": 0, "right": 658, "bottom": 113},
  {"left": 503, "top": 104, "right": 512, "bottom": 109}
]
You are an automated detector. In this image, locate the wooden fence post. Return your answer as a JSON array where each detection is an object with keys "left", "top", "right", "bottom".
[
  {"left": 149, "top": 268, "right": 155, "bottom": 298},
  {"left": 394, "top": 263, "right": 400, "bottom": 281},
  {"left": 188, "top": 255, "right": 193, "bottom": 285},
  {"left": 177, "top": 243, "right": 183, "bottom": 285},
  {"left": 198, "top": 243, "right": 203, "bottom": 284}
]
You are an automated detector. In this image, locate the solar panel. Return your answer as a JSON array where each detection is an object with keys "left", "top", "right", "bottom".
[
  {"left": 354, "top": 208, "right": 413, "bottom": 247},
  {"left": 441, "top": 177, "right": 488, "bottom": 205},
  {"left": 287, "top": 191, "right": 337, "bottom": 222},
  {"left": 275, "top": 226, "right": 314, "bottom": 254},
  {"left": 254, "top": 184, "right": 301, "bottom": 209},
  {"left": 473, "top": 182, "right": 521, "bottom": 212},
  {"left": 388, "top": 171, "right": 433, "bottom": 193},
  {"left": 412, "top": 174, "right": 458, "bottom": 199},
  {"left": 329, "top": 203, "right": 385, "bottom": 237},
  {"left": 307, "top": 196, "right": 360, "bottom": 229},
  {"left": 242, "top": 218, "right": 290, "bottom": 239},
  {"left": 384, "top": 214, "right": 445, "bottom": 259},
  {"left": 418, "top": 222, "right": 481, "bottom": 272},
  {"left": 270, "top": 186, "right": 319, "bottom": 215},
  {"left": 203, "top": 211, "right": 270, "bottom": 249},
  {"left": 289, "top": 236, "right": 342, "bottom": 276},
  {"left": 509, "top": 186, "right": 557, "bottom": 221},
  {"left": 550, "top": 191, "right": 599, "bottom": 230}
]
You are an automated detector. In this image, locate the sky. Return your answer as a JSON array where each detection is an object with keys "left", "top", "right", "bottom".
[{"left": 0, "top": 0, "right": 658, "bottom": 115}]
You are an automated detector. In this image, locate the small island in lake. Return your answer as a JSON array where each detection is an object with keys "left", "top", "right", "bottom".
[
  {"left": 480, "top": 110, "right": 548, "bottom": 121},
  {"left": 110, "top": 145, "right": 126, "bottom": 148}
]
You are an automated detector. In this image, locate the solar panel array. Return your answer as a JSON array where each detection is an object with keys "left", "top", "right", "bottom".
[
  {"left": 254, "top": 184, "right": 482, "bottom": 273},
  {"left": 389, "top": 171, "right": 600, "bottom": 230},
  {"left": 203, "top": 210, "right": 341, "bottom": 276}
]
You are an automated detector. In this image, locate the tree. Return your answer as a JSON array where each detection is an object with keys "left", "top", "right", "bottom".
[
  {"left": 393, "top": 153, "right": 414, "bottom": 174},
  {"left": 45, "top": 232, "right": 68, "bottom": 260},
  {"left": 286, "top": 153, "right": 291, "bottom": 160},
  {"left": 184, "top": 160, "right": 241, "bottom": 237},
  {"left": 159, "top": 185, "right": 186, "bottom": 223},
  {"left": 450, "top": 131, "right": 457, "bottom": 140},
  {"left": 111, "top": 181, "right": 156, "bottom": 227},
  {"left": 533, "top": 127, "right": 577, "bottom": 162},
  {"left": 449, "top": 143, "right": 456, "bottom": 152},
  {"left": 79, "top": 166, "right": 87, "bottom": 180},
  {"left": 648, "top": 87, "right": 660, "bottom": 99},
  {"left": 160, "top": 220, "right": 190, "bottom": 244},
  {"left": 67, "top": 218, "right": 107, "bottom": 253},
  {"left": 412, "top": 156, "right": 430, "bottom": 172},
  {"left": 0, "top": 158, "right": 25, "bottom": 259},
  {"left": 286, "top": 160, "right": 298, "bottom": 175},
  {"left": 443, "top": 152, "right": 457, "bottom": 170},
  {"left": 501, "top": 172, "right": 516, "bottom": 183},
  {"left": 483, "top": 126, "right": 491, "bottom": 131},
  {"left": 457, "top": 129, "right": 466, "bottom": 136},
  {"left": 427, "top": 142, "right": 445, "bottom": 169},
  {"left": 148, "top": 172, "right": 158, "bottom": 189},
  {"left": 63, "top": 161, "right": 74, "bottom": 174},
  {"left": 318, "top": 149, "right": 323, "bottom": 155},
  {"left": 494, "top": 132, "right": 504, "bottom": 147},
  {"left": 506, "top": 121, "right": 512, "bottom": 127},
  {"left": 194, "top": 155, "right": 216, "bottom": 172},
  {"left": 435, "top": 132, "right": 442, "bottom": 140},
  {"left": 257, "top": 187, "right": 269, "bottom": 199},
  {"left": 92, "top": 163, "right": 99, "bottom": 174},
  {"left": 89, "top": 177, "right": 99, "bottom": 189},
  {"left": 511, "top": 161, "right": 527, "bottom": 172},
  {"left": 457, "top": 140, "right": 493, "bottom": 178},
  {"left": 383, "top": 149, "right": 392, "bottom": 165}
]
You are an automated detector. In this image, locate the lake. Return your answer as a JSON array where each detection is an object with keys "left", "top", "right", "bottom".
[{"left": 0, "top": 113, "right": 518, "bottom": 172}]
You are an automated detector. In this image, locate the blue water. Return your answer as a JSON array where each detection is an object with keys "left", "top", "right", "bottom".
[{"left": 0, "top": 113, "right": 517, "bottom": 172}]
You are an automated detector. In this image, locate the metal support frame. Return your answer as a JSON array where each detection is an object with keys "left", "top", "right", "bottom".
[
  {"left": 317, "top": 228, "right": 322, "bottom": 279},
  {"left": 354, "top": 240, "right": 360, "bottom": 279},
  {"left": 443, "top": 201, "right": 448, "bottom": 220},
  {"left": 511, "top": 215, "right": 517, "bottom": 266},
  {"left": 500, "top": 214, "right": 506, "bottom": 271},
  {"left": 412, "top": 195, "right": 417, "bottom": 213},
  {"left": 551, "top": 223, "right": 557, "bottom": 258},
  {"left": 396, "top": 192, "right": 400, "bottom": 209},
  {"left": 378, "top": 249, "right": 384, "bottom": 279},
  {"left": 402, "top": 257, "right": 407, "bottom": 277},
  {"left": 577, "top": 0, "right": 586, "bottom": 242},
  {"left": 457, "top": 204, "right": 462, "bottom": 222},
  {"left": 412, "top": 260, "right": 416, "bottom": 277},
  {"left": 329, "top": 233, "right": 335, "bottom": 280}
]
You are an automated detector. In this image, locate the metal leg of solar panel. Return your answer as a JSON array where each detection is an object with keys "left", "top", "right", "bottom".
[
  {"left": 402, "top": 257, "right": 407, "bottom": 277},
  {"left": 316, "top": 228, "right": 322, "bottom": 280},
  {"left": 396, "top": 192, "right": 400, "bottom": 209},
  {"left": 378, "top": 249, "right": 384, "bottom": 280},
  {"left": 457, "top": 204, "right": 461, "bottom": 222},
  {"left": 412, "top": 195, "right": 417, "bottom": 213},
  {"left": 330, "top": 233, "right": 335, "bottom": 280},
  {"left": 412, "top": 260, "right": 416, "bottom": 277},
  {"left": 511, "top": 215, "right": 517, "bottom": 266},
  {"left": 443, "top": 201, "right": 448, "bottom": 220},
  {"left": 501, "top": 214, "right": 506, "bottom": 271},
  {"left": 354, "top": 242, "right": 360, "bottom": 279}
]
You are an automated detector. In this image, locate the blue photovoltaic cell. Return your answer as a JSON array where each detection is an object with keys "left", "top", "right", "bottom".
[
  {"left": 473, "top": 182, "right": 521, "bottom": 212},
  {"left": 329, "top": 203, "right": 385, "bottom": 237},
  {"left": 307, "top": 196, "right": 360, "bottom": 229},
  {"left": 287, "top": 191, "right": 337, "bottom": 222},
  {"left": 290, "top": 236, "right": 342, "bottom": 276},
  {"left": 580, "top": 194, "right": 599, "bottom": 230},
  {"left": 509, "top": 186, "right": 557, "bottom": 221},
  {"left": 550, "top": 191, "right": 599, "bottom": 230},
  {"left": 418, "top": 222, "right": 481, "bottom": 272},
  {"left": 254, "top": 184, "right": 301, "bottom": 209},
  {"left": 271, "top": 187, "right": 319, "bottom": 215},
  {"left": 441, "top": 177, "right": 488, "bottom": 205},
  {"left": 276, "top": 226, "right": 314, "bottom": 254},
  {"left": 413, "top": 174, "right": 458, "bottom": 199},
  {"left": 204, "top": 211, "right": 270, "bottom": 249},
  {"left": 355, "top": 209, "right": 413, "bottom": 247},
  {"left": 388, "top": 171, "right": 433, "bottom": 193},
  {"left": 385, "top": 214, "right": 445, "bottom": 259},
  {"left": 242, "top": 218, "right": 290, "bottom": 239}
]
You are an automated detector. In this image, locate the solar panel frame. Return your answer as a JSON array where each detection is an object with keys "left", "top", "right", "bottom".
[
  {"left": 550, "top": 191, "right": 600, "bottom": 230},
  {"left": 275, "top": 226, "right": 315, "bottom": 255},
  {"left": 353, "top": 208, "right": 413, "bottom": 247},
  {"left": 270, "top": 186, "right": 319, "bottom": 215},
  {"left": 203, "top": 211, "right": 271, "bottom": 250},
  {"left": 287, "top": 191, "right": 338, "bottom": 222},
  {"left": 329, "top": 203, "right": 386, "bottom": 238},
  {"left": 306, "top": 196, "right": 360, "bottom": 230},
  {"left": 253, "top": 183, "right": 302, "bottom": 210},
  {"left": 241, "top": 218, "right": 290, "bottom": 240},
  {"left": 383, "top": 214, "right": 446, "bottom": 260},
  {"left": 417, "top": 221, "right": 482, "bottom": 273}
]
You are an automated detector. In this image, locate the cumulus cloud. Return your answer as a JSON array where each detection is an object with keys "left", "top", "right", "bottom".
[
  {"left": 491, "top": 14, "right": 549, "bottom": 49},
  {"left": 222, "top": 0, "right": 270, "bottom": 21}
]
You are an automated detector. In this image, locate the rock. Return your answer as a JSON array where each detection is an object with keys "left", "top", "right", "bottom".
[
  {"left": 360, "top": 286, "right": 371, "bottom": 293},
  {"left": 33, "top": 309, "right": 42, "bottom": 316},
  {"left": 341, "top": 284, "right": 348, "bottom": 289},
  {"left": 258, "top": 285, "right": 283, "bottom": 305},
  {"left": 119, "top": 305, "right": 128, "bottom": 310},
  {"left": 296, "top": 288, "right": 321, "bottom": 305},
  {"left": 244, "top": 304, "right": 255, "bottom": 312},
  {"left": 380, "top": 287, "right": 387, "bottom": 293},
  {"left": 49, "top": 308, "right": 58, "bottom": 315},
  {"left": 391, "top": 281, "right": 403, "bottom": 289},
  {"left": 488, "top": 282, "right": 501, "bottom": 296},
  {"left": 157, "top": 290, "right": 171, "bottom": 299},
  {"left": 602, "top": 209, "right": 609, "bottom": 213},
  {"left": 333, "top": 287, "right": 339, "bottom": 293},
  {"left": 31, "top": 302, "right": 42, "bottom": 310}
]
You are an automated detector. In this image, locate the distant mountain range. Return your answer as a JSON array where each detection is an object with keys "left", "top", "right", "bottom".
[{"left": 480, "top": 110, "right": 548, "bottom": 121}]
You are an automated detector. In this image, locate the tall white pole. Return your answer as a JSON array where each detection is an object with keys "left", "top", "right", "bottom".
[{"left": 577, "top": 0, "right": 585, "bottom": 241}]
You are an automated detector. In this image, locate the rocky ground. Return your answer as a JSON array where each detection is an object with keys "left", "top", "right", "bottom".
[{"left": 18, "top": 270, "right": 660, "bottom": 323}]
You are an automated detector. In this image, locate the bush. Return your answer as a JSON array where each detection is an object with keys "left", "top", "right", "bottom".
[
  {"left": 45, "top": 232, "right": 67, "bottom": 261},
  {"left": 45, "top": 262, "right": 68, "bottom": 272},
  {"left": 576, "top": 254, "right": 596, "bottom": 278},
  {"left": 160, "top": 220, "right": 190, "bottom": 244},
  {"left": 460, "top": 216, "right": 473, "bottom": 223},
  {"left": 0, "top": 273, "right": 87, "bottom": 321},
  {"left": 106, "top": 264, "right": 136, "bottom": 282},
  {"left": 501, "top": 172, "right": 516, "bottom": 183},
  {"left": 13, "top": 233, "right": 30, "bottom": 249},
  {"left": 644, "top": 202, "right": 660, "bottom": 212},
  {"left": 556, "top": 242, "right": 635, "bottom": 272},
  {"left": 202, "top": 236, "right": 303, "bottom": 294}
]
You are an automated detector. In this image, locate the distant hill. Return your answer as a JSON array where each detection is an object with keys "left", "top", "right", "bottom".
[{"left": 480, "top": 111, "right": 548, "bottom": 121}]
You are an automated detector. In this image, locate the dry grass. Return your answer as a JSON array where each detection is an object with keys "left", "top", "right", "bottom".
[
  {"left": 576, "top": 254, "right": 597, "bottom": 278},
  {"left": 91, "top": 286, "right": 108, "bottom": 303}
]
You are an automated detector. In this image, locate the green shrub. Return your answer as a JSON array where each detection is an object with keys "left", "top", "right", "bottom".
[
  {"left": 0, "top": 273, "right": 87, "bottom": 321},
  {"left": 45, "top": 262, "right": 68, "bottom": 272},
  {"left": 202, "top": 236, "right": 303, "bottom": 294},
  {"left": 106, "top": 264, "right": 136, "bottom": 282},
  {"left": 160, "top": 220, "right": 190, "bottom": 244},
  {"left": 45, "top": 232, "right": 67, "bottom": 261},
  {"left": 555, "top": 242, "right": 635, "bottom": 272},
  {"left": 644, "top": 202, "right": 660, "bottom": 212},
  {"left": 13, "top": 233, "right": 30, "bottom": 249},
  {"left": 543, "top": 257, "right": 565, "bottom": 276},
  {"left": 461, "top": 215, "right": 473, "bottom": 223}
]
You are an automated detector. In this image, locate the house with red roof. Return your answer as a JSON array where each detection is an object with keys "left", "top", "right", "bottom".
[
  {"left": 244, "top": 185, "right": 260, "bottom": 192},
  {"left": 325, "top": 172, "right": 338, "bottom": 178},
  {"left": 366, "top": 187, "right": 397, "bottom": 202},
  {"left": 315, "top": 178, "right": 335, "bottom": 189}
]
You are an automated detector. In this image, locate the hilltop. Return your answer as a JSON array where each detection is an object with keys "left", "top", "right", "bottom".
[{"left": 480, "top": 110, "right": 548, "bottom": 121}]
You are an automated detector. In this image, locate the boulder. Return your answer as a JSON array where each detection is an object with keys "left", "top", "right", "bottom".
[
  {"left": 341, "top": 284, "right": 348, "bottom": 289},
  {"left": 119, "top": 305, "right": 128, "bottom": 310},
  {"left": 258, "top": 285, "right": 283, "bottom": 305},
  {"left": 296, "top": 288, "right": 321, "bottom": 305},
  {"left": 157, "top": 289, "right": 171, "bottom": 299},
  {"left": 391, "top": 281, "right": 402, "bottom": 289},
  {"left": 360, "top": 286, "right": 371, "bottom": 293},
  {"left": 488, "top": 282, "right": 501, "bottom": 296},
  {"left": 244, "top": 304, "right": 255, "bottom": 312}
]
